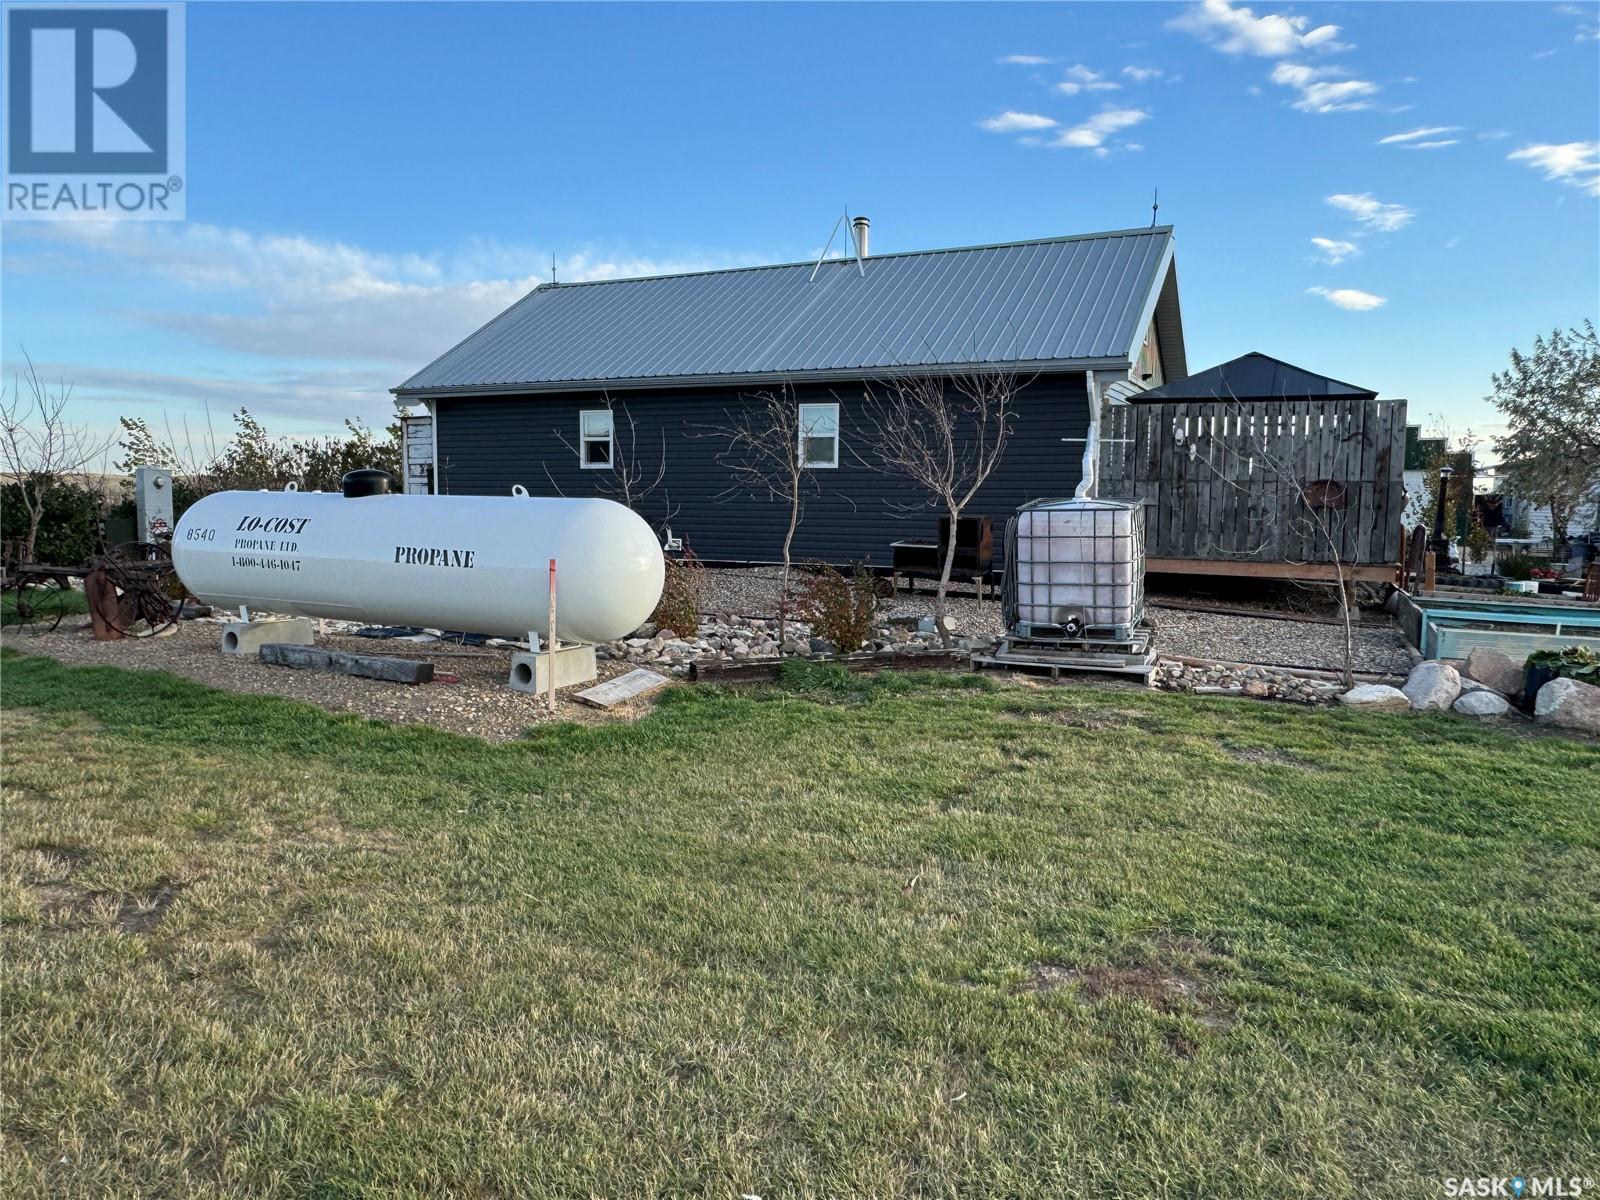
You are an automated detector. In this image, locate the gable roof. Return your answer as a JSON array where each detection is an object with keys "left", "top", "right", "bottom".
[
  {"left": 395, "top": 226, "right": 1183, "bottom": 397},
  {"left": 1131, "top": 351, "right": 1375, "bottom": 403}
]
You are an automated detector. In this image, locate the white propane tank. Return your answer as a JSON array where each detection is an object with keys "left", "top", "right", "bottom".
[{"left": 172, "top": 487, "right": 665, "bottom": 643}]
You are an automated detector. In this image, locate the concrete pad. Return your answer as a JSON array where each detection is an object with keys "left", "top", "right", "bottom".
[
  {"left": 508, "top": 644, "right": 598, "bottom": 693},
  {"left": 221, "top": 618, "right": 315, "bottom": 656}
]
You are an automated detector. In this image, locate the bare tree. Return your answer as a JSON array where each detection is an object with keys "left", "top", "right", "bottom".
[
  {"left": 1, "top": 357, "right": 114, "bottom": 565},
  {"left": 857, "top": 367, "right": 1020, "bottom": 648},
  {"left": 1187, "top": 397, "right": 1363, "bottom": 688},
  {"left": 706, "top": 383, "right": 816, "bottom": 644},
  {"left": 548, "top": 394, "right": 675, "bottom": 524}
]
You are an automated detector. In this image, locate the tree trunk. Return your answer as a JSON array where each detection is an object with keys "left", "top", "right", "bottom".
[
  {"left": 1337, "top": 573, "right": 1355, "bottom": 690},
  {"left": 934, "top": 506, "right": 960, "bottom": 649},
  {"left": 23, "top": 500, "right": 43, "bottom": 566},
  {"left": 777, "top": 492, "right": 799, "bottom": 646}
]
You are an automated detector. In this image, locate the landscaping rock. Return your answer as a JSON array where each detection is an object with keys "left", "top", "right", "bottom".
[
  {"left": 809, "top": 637, "right": 837, "bottom": 656},
  {"left": 1453, "top": 690, "right": 1510, "bottom": 718},
  {"left": 1463, "top": 647, "right": 1524, "bottom": 697},
  {"left": 1402, "top": 661, "right": 1461, "bottom": 711},
  {"left": 1533, "top": 677, "right": 1600, "bottom": 735},
  {"left": 1337, "top": 684, "right": 1411, "bottom": 711}
]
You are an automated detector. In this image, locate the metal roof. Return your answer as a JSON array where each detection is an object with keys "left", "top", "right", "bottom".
[
  {"left": 395, "top": 226, "right": 1179, "bottom": 396},
  {"left": 1132, "top": 351, "right": 1375, "bottom": 403}
]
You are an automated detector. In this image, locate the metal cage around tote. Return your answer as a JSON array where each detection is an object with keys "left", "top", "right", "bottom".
[{"left": 1002, "top": 498, "right": 1146, "bottom": 642}]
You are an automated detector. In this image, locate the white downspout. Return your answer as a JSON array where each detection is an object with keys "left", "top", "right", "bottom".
[{"left": 1074, "top": 371, "right": 1102, "bottom": 500}]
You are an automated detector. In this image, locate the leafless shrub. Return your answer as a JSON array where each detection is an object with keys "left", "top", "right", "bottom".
[
  {"left": 0, "top": 356, "right": 114, "bottom": 564},
  {"left": 795, "top": 563, "right": 877, "bottom": 651},
  {"left": 649, "top": 547, "right": 705, "bottom": 638},
  {"left": 705, "top": 383, "right": 817, "bottom": 644}
]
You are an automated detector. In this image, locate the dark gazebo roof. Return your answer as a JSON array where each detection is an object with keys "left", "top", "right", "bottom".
[{"left": 1131, "top": 352, "right": 1376, "bottom": 403}]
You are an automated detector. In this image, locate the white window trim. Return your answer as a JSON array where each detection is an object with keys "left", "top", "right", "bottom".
[
  {"left": 579, "top": 409, "right": 614, "bottom": 470},
  {"left": 798, "top": 401, "right": 840, "bottom": 469}
]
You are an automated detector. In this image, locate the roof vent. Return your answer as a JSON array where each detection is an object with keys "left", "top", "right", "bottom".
[{"left": 851, "top": 215, "right": 870, "bottom": 258}]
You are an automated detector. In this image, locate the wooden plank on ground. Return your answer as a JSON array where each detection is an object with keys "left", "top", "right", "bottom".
[
  {"left": 259, "top": 643, "right": 434, "bottom": 684},
  {"left": 574, "top": 668, "right": 671, "bottom": 709}
]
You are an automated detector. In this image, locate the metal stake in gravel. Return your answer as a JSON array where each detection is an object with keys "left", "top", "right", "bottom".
[{"left": 547, "top": 558, "right": 558, "bottom": 712}]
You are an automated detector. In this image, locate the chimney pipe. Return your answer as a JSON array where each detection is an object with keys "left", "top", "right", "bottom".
[{"left": 851, "top": 215, "right": 870, "bottom": 258}]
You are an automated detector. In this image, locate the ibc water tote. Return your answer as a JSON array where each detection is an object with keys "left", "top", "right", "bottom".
[{"left": 172, "top": 473, "right": 665, "bottom": 643}]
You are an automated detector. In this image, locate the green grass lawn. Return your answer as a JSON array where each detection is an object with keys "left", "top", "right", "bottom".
[{"left": 1, "top": 651, "right": 1597, "bottom": 1198}]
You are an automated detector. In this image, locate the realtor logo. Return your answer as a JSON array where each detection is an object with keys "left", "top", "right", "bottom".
[{"left": 3, "top": 2, "right": 185, "bottom": 219}]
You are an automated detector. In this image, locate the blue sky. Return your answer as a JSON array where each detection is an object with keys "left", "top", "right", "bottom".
[{"left": 3, "top": 0, "right": 1597, "bottom": 449}]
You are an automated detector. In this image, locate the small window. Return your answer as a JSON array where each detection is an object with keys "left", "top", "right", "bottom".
[
  {"left": 798, "top": 402, "right": 839, "bottom": 468},
  {"left": 579, "top": 409, "right": 613, "bottom": 468}
]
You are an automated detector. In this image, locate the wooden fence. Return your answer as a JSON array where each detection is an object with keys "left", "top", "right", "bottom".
[{"left": 1098, "top": 398, "right": 1408, "bottom": 570}]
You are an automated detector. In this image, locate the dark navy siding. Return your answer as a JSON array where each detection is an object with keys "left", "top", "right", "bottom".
[{"left": 433, "top": 374, "right": 1088, "bottom": 566}]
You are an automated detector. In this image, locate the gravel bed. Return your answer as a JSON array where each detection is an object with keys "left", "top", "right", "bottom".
[
  {"left": 4, "top": 620, "right": 651, "bottom": 742},
  {"left": 701, "top": 566, "right": 1410, "bottom": 674},
  {"left": 1145, "top": 581, "right": 1370, "bottom": 619},
  {"left": 1148, "top": 606, "right": 1414, "bottom": 676},
  {"left": 701, "top": 567, "right": 1005, "bottom": 640},
  {"left": 8, "top": 572, "right": 1415, "bottom": 735}
]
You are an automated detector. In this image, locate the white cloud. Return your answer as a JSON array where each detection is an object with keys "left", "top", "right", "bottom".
[
  {"left": 1507, "top": 142, "right": 1600, "bottom": 196},
  {"left": 1, "top": 359, "right": 402, "bottom": 431},
  {"left": 978, "top": 111, "right": 1058, "bottom": 133},
  {"left": 1326, "top": 192, "right": 1416, "bottom": 233},
  {"left": 1405, "top": 140, "right": 1458, "bottom": 150},
  {"left": 1122, "top": 66, "right": 1165, "bottom": 82},
  {"left": 1053, "top": 108, "right": 1150, "bottom": 149},
  {"left": 1310, "top": 236, "right": 1358, "bottom": 265},
  {"left": 1169, "top": 0, "right": 1345, "bottom": 56},
  {"left": 10, "top": 221, "right": 755, "bottom": 368},
  {"left": 1307, "top": 286, "right": 1386, "bottom": 311},
  {"left": 999, "top": 54, "right": 1051, "bottom": 65},
  {"left": 1556, "top": 3, "right": 1600, "bottom": 40},
  {"left": 1378, "top": 125, "right": 1463, "bottom": 144},
  {"left": 1054, "top": 65, "right": 1121, "bottom": 94},
  {"left": 1271, "top": 62, "right": 1379, "bottom": 112}
]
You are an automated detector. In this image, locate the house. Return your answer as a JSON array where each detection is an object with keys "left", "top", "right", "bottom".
[{"left": 392, "top": 224, "right": 1186, "bottom": 566}]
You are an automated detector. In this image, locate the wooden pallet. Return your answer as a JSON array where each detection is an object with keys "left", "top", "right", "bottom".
[{"left": 973, "top": 629, "right": 1158, "bottom": 679}]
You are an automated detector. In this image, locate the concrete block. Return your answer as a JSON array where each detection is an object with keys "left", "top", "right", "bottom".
[
  {"left": 508, "top": 644, "right": 598, "bottom": 694},
  {"left": 260, "top": 643, "right": 433, "bottom": 684},
  {"left": 221, "top": 618, "right": 315, "bottom": 656}
]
